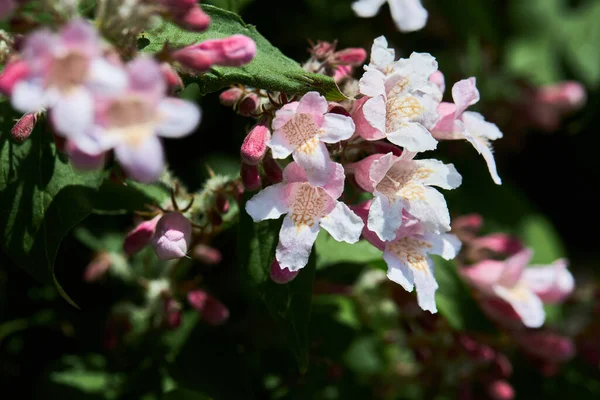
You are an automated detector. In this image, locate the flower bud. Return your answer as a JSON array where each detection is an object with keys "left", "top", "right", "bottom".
[
  {"left": 241, "top": 121, "right": 270, "bottom": 165},
  {"left": 238, "top": 92, "right": 260, "bottom": 116},
  {"left": 123, "top": 215, "right": 161, "bottom": 256},
  {"left": 262, "top": 152, "right": 283, "bottom": 184},
  {"left": 311, "top": 40, "right": 335, "bottom": 58},
  {"left": 11, "top": 112, "right": 36, "bottom": 142},
  {"left": 515, "top": 331, "right": 575, "bottom": 362},
  {"left": 270, "top": 259, "right": 299, "bottom": 284},
  {"left": 486, "top": 380, "right": 514, "bottom": 400},
  {"left": 215, "top": 192, "right": 230, "bottom": 214},
  {"left": 219, "top": 87, "right": 243, "bottom": 107},
  {"left": 187, "top": 290, "right": 230, "bottom": 325},
  {"left": 172, "top": 35, "right": 256, "bottom": 72},
  {"left": 65, "top": 140, "right": 106, "bottom": 171},
  {"left": 0, "top": 59, "right": 29, "bottom": 95},
  {"left": 160, "top": 62, "right": 183, "bottom": 91},
  {"left": 179, "top": 5, "right": 211, "bottom": 32},
  {"left": 151, "top": 212, "right": 192, "bottom": 260},
  {"left": 471, "top": 233, "right": 523, "bottom": 257},
  {"left": 83, "top": 252, "right": 112, "bottom": 282},
  {"left": 451, "top": 213, "right": 483, "bottom": 242},
  {"left": 241, "top": 162, "right": 261, "bottom": 191},
  {"left": 192, "top": 243, "right": 222, "bottom": 264},
  {"left": 333, "top": 65, "right": 352, "bottom": 82},
  {"left": 164, "top": 298, "right": 182, "bottom": 329},
  {"left": 334, "top": 48, "right": 367, "bottom": 66}
]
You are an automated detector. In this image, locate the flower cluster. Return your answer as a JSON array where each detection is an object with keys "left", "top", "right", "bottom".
[
  {"left": 239, "top": 36, "right": 506, "bottom": 313},
  {"left": 0, "top": 4, "right": 256, "bottom": 183}
]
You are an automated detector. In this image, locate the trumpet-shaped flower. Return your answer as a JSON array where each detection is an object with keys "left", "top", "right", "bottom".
[
  {"left": 353, "top": 37, "right": 440, "bottom": 153},
  {"left": 432, "top": 78, "right": 504, "bottom": 184},
  {"left": 348, "top": 151, "right": 461, "bottom": 241},
  {"left": 352, "top": 0, "right": 428, "bottom": 33},
  {"left": 245, "top": 162, "right": 364, "bottom": 272},
  {"left": 461, "top": 249, "right": 574, "bottom": 328},
  {"left": 269, "top": 91, "right": 356, "bottom": 186},
  {"left": 353, "top": 201, "right": 461, "bottom": 313},
  {"left": 10, "top": 19, "right": 127, "bottom": 140},
  {"left": 77, "top": 57, "right": 200, "bottom": 182}
]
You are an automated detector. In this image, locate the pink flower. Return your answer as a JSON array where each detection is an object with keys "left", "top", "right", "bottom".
[
  {"left": 353, "top": 201, "right": 461, "bottom": 313},
  {"left": 432, "top": 78, "right": 504, "bottom": 184},
  {"left": 352, "top": 0, "right": 428, "bottom": 32},
  {"left": 172, "top": 35, "right": 256, "bottom": 72},
  {"left": 187, "top": 290, "right": 230, "bottom": 325},
  {"left": 353, "top": 37, "right": 440, "bottom": 152},
  {"left": 269, "top": 91, "right": 356, "bottom": 186},
  {"left": 461, "top": 249, "right": 574, "bottom": 328},
  {"left": 527, "top": 81, "right": 587, "bottom": 132},
  {"left": 10, "top": 19, "right": 127, "bottom": 141},
  {"left": 0, "top": 60, "right": 30, "bottom": 95},
  {"left": 65, "top": 140, "right": 107, "bottom": 171},
  {"left": 79, "top": 57, "right": 200, "bottom": 182},
  {"left": 245, "top": 162, "right": 364, "bottom": 271},
  {"left": 151, "top": 212, "right": 193, "bottom": 260},
  {"left": 348, "top": 151, "right": 461, "bottom": 241}
]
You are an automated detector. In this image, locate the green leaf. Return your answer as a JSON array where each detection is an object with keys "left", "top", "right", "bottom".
[
  {"left": 519, "top": 214, "right": 566, "bottom": 264},
  {"left": 238, "top": 191, "right": 316, "bottom": 372},
  {"left": 143, "top": 5, "right": 346, "bottom": 101},
  {"left": 434, "top": 258, "right": 495, "bottom": 333},
  {"left": 315, "top": 231, "right": 382, "bottom": 269},
  {"left": 203, "top": 0, "right": 252, "bottom": 13},
  {"left": 164, "top": 388, "right": 213, "bottom": 400}
]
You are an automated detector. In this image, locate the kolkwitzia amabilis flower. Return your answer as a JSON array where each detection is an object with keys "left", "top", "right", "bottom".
[
  {"left": 461, "top": 249, "right": 575, "bottom": 328},
  {"left": 432, "top": 77, "right": 504, "bottom": 184},
  {"left": 352, "top": 0, "right": 428, "bottom": 33},
  {"left": 245, "top": 162, "right": 364, "bottom": 272},
  {"left": 151, "top": 212, "right": 193, "bottom": 260},
  {"left": 269, "top": 91, "right": 356, "bottom": 186},
  {"left": 79, "top": 57, "right": 201, "bottom": 182},
  {"left": 353, "top": 201, "right": 461, "bottom": 313},
  {"left": 348, "top": 151, "right": 461, "bottom": 241},
  {"left": 10, "top": 19, "right": 127, "bottom": 140},
  {"left": 353, "top": 37, "right": 440, "bottom": 152}
]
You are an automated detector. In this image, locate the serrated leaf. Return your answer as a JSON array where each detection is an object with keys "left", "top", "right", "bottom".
[
  {"left": 142, "top": 5, "right": 346, "bottom": 101},
  {"left": 238, "top": 191, "right": 315, "bottom": 372}
]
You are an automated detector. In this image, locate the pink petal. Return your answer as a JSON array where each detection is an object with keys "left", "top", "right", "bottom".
[
  {"left": 292, "top": 139, "right": 334, "bottom": 187},
  {"left": 451, "top": 77, "right": 480, "bottom": 116},
  {"left": 296, "top": 91, "right": 328, "bottom": 115},
  {"left": 346, "top": 153, "right": 387, "bottom": 193},
  {"left": 522, "top": 259, "right": 574, "bottom": 304},
  {"left": 351, "top": 96, "right": 386, "bottom": 141}
]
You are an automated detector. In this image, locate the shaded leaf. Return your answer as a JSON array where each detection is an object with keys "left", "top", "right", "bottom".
[{"left": 315, "top": 231, "right": 382, "bottom": 269}]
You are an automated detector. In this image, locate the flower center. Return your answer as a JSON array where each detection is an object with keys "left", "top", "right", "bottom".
[
  {"left": 47, "top": 51, "right": 89, "bottom": 91},
  {"left": 387, "top": 237, "right": 433, "bottom": 271},
  {"left": 106, "top": 96, "right": 156, "bottom": 145},
  {"left": 385, "top": 95, "right": 424, "bottom": 132},
  {"left": 281, "top": 113, "right": 320, "bottom": 148},
  {"left": 289, "top": 183, "right": 329, "bottom": 228}
]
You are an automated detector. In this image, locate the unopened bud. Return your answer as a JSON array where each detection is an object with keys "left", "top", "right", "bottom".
[
  {"left": 187, "top": 290, "right": 230, "bottom": 325},
  {"left": 123, "top": 215, "right": 161, "bottom": 256},
  {"left": 160, "top": 62, "right": 183, "bottom": 91},
  {"left": 241, "top": 121, "right": 270, "bottom": 165},
  {"left": 11, "top": 112, "right": 36, "bottom": 142},
  {"left": 172, "top": 35, "right": 256, "bottom": 72},
  {"left": 312, "top": 41, "right": 335, "bottom": 59},
  {"left": 241, "top": 162, "right": 261, "bottom": 191},
  {"left": 219, "top": 87, "right": 243, "bottom": 107},
  {"left": 0, "top": 59, "right": 29, "bottom": 95},
  {"left": 215, "top": 192, "right": 230, "bottom": 214},
  {"left": 262, "top": 152, "right": 283, "bottom": 184},
  {"left": 164, "top": 298, "right": 182, "bottom": 329},
  {"left": 238, "top": 92, "right": 260, "bottom": 116},
  {"left": 65, "top": 140, "right": 106, "bottom": 171},
  {"left": 270, "top": 259, "right": 299, "bottom": 284},
  {"left": 83, "top": 252, "right": 112, "bottom": 282},
  {"left": 192, "top": 243, "right": 222, "bottom": 264},
  {"left": 179, "top": 5, "right": 211, "bottom": 32},
  {"left": 333, "top": 65, "right": 352, "bottom": 82},
  {"left": 327, "top": 102, "right": 351, "bottom": 117},
  {"left": 151, "top": 212, "right": 192, "bottom": 260},
  {"left": 334, "top": 48, "right": 367, "bottom": 66},
  {"left": 487, "top": 380, "right": 514, "bottom": 400}
]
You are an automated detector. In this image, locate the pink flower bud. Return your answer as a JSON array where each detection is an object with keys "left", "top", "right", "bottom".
[
  {"left": 65, "top": 140, "right": 107, "bottom": 171},
  {"left": 535, "top": 81, "right": 586, "bottom": 111},
  {"left": 491, "top": 353, "right": 513, "bottom": 379},
  {"left": 192, "top": 243, "right": 222, "bottom": 264},
  {"left": 334, "top": 48, "right": 367, "bottom": 66},
  {"left": 262, "top": 152, "right": 283, "bottom": 184},
  {"left": 471, "top": 233, "right": 523, "bottom": 256},
  {"left": 219, "top": 87, "right": 243, "bottom": 107},
  {"left": 83, "top": 252, "right": 112, "bottom": 282},
  {"left": 487, "top": 380, "right": 514, "bottom": 400},
  {"left": 451, "top": 213, "right": 483, "bottom": 242},
  {"left": 11, "top": 112, "right": 36, "bottom": 142},
  {"left": 241, "top": 121, "right": 270, "bottom": 165},
  {"left": 333, "top": 65, "right": 352, "bottom": 82},
  {"left": 312, "top": 41, "right": 335, "bottom": 58},
  {"left": 151, "top": 212, "right": 193, "bottom": 260},
  {"left": 238, "top": 92, "right": 260, "bottom": 116},
  {"left": 241, "top": 162, "right": 261, "bottom": 191},
  {"left": 160, "top": 62, "right": 183, "bottom": 91},
  {"left": 178, "top": 5, "right": 211, "bottom": 32},
  {"left": 215, "top": 192, "right": 230, "bottom": 214},
  {"left": 270, "top": 259, "right": 299, "bottom": 284},
  {"left": 172, "top": 35, "right": 256, "bottom": 72},
  {"left": 187, "top": 290, "right": 229, "bottom": 325},
  {"left": 515, "top": 331, "right": 575, "bottom": 362},
  {"left": 0, "top": 59, "right": 30, "bottom": 95},
  {"left": 327, "top": 102, "right": 351, "bottom": 117},
  {"left": 123, "top": 215, "right": 161, "bottom": 256},
  {"left": 164, "top": 298, "right": 182, "bottom": 329}
]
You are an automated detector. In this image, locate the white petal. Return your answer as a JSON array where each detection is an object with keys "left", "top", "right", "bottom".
[
  {"left": 51, "top": 89, "right": 94, "bottom": 139},
  {"left": 292, "top": 139, "right": 333, "bottom": 187},
  {"left": 427, "top": 232, "right": 462, "bottom": 260},
  {"left": 322, "top": 162, "right": 346, "bottom": 200},
  {"left": 320, "top": 202, "right": 364, "bottom": 243},
  {"left": 11, "top": 80, "right": 47, "bottom": 113},
  {"left": 87, "top": 58, "right": 128, "bottom": 95},
  {"left": 368, "top": 191, "right": 404, "bottom": 242},
  {"left": 276, "top": 215, "right": 320, "bottom": 271},
  {"left": 268, "top": 129, "right": 295, "bottom": 159},
  {"left": 157, "top": 98, "right": 201, "bottom": 138},
  {"left": 245, "top": 183, "right": 288, "bottom": 222},
  {"left": 493, "top": 285, "right": 545, "bottom": 328},
  {"left": 369, "top": 152, "right": 396, "bottom": 186},
  {"left": 404, "top": 187, "right": 450, "bottom": 233},
  {"left": 388, "top": 0, "right": 428, "bottom": 32},
  {"left": 412, "top": 259, "right": 439, "bottom": 313},
  {"left": 462, "top": 111, "right": 503, "bottom": 140},
  {"left": 394, "top": 52, "right": 438, "bottom": 89},
  {"left": 414, "top": 159, "right": 462, "bottom": 189},
  {"left": 320, "top": 113, "right": 355, "bottom": 143},
  {"left": 452, "top": 77, "right": 480, "bottom": 116},
  {"left": 387, "top": 122, "right": 437, "bottom": 152},
  {"left": 115, "top": 135, "right": 165, "bottom": 183},
  {"left": 359, "top": 69, "right": 387, "bottom": 98},
  {"left": 369, "top": 36, "right": 395, "bottom": 68},
  {"left": 384, "top": 248, "right": 415, "bottom": 292},
  {"left": 362, "top": 95, "right": 387, "bottom": 135},
  {"left": 352, "top": 0, "right": 386, "bottom": 17},
  {"left": 522, "top": 259, "right": 574, "bottom": 304}
]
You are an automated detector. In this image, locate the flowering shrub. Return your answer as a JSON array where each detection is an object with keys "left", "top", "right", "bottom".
[{"left": 0, "top": 1, "right": 598, "bottom": 399}]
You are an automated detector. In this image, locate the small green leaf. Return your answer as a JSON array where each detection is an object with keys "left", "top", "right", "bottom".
[
  {"left": 519, "top": 214, "right": 566, "bottom": 264},
  {"left": 143, "top": 5, "right": 346, "bottom": 101},
  {"left": 315, "top": 230, "right": 382, "bottom": 269},
  {"left": 238, "top": 191, "right": 316, "bottom": 372}
]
